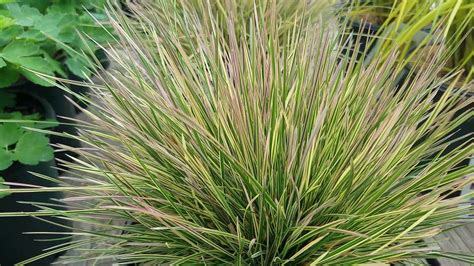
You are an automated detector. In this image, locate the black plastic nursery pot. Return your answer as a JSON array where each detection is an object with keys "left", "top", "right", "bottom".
[
  {"left": 0, "top": 162, "right": 70, "bottom": 266},
  {"left": 0, "top": 91, "right": 71, "bottom": 265},
  {"left": 8, "top": 82, "right": 81, "bottom": 168}
]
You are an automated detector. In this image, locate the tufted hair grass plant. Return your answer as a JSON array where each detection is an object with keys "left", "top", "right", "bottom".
[{"left": 1, "top": 1, "right": 473, "bottom": 264}]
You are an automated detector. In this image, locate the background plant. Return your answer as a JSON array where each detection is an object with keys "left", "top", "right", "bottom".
[
  {"left": 1, "top": 1, "right": 473, "bottom": 264},
  {"left": 348, "top": 0, "right": 436, "bottom": 24},
  {"left": 345, "top": 0, "right": 473, "bottom": 81},
  {"left": 0, "top": 0, "right": 112, "bottom": 88},
  {"left": 0, "top": 91, "right": 57, "bottom": 198},
  {"left": 445, "top": 0, "right": 473, "bottom": 80}
]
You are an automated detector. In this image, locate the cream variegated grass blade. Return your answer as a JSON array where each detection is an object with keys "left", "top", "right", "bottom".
[{"left": 1, "top": 0, "right": 473, "bottom": 264}]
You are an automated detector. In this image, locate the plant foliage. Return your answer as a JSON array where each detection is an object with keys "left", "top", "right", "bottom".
[
  {"left": 0, "top": 0, "right": 112, "bottom": 87},
  {"left": 446, "top": 0, "right": 473, "bottom": 80},
  {"left": 1, "top": 1, "right": 473, "bottom": 265},
  {"left": 0, "top": 91, "right": 57, "bottom": 170},
  {"left": 346, "top": 0, "right": 474, "bottom": 81},
  {"left": 0, "top": 91, "right": 57, "bottom": 199}
]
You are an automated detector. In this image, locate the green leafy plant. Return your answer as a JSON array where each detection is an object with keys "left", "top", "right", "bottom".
[
  {"left": 445, "top": 1, "right": 473, "bottom": 80},
  {"left": 346, "top": 0, "right": 473, "bottom": 82},
  {"left": 0, "top": 91, "right": 57, "bottom": 197},
  {"left": 0, "top": 120, "right": 55, "bottom": 170},
  {"left": 346, "top": 0, "right": 433, "bottom": 28},
  {"left": 2, "top": 1, "right": 474, "bottom": 265},
  {"left": 0, "top": 0, "right": 112, "bottom": 88}
]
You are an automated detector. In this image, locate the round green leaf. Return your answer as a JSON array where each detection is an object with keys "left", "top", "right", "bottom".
[
  {"left": 0, "top": 25, "right": 23, "bottom": 47},
  {"left": 6, "top": 3, "right": 42, "bottom": 26},
  {"left": 18, "top": 29, "right": 47, "bottom": 42},
  {"left": 34, "top": 12, "right": 66, "bottom": 39},
  {"left": 0, "top": 15, "right": 14, "bottom": 29},
  {"left": 65, "top": 55, "right": 92, "bottom": 79},
  {"left": 14, "top": 132, "right": 54, "bottom": 165},
  {"left": 48, "top": 4, "right": 77, "bottom": 16},
  {"left": 0, "top": 123, "right": 22, "bottom": 146},
  {"left": 43, "top": 53, "right": 66, "bottom": 77},
  {"left": 0, "top": 66, "right": 19, "bottom": 88},
  {"left": 0, "top": 149, "right": 13, "bottom": 171},
  {"left": 19, "top": 68, "right": 55, "bottom": 87},
  {"left": 1, "top": 40, "right": 41, "bottom": 64},
  {"left": 20, "top": 56, "right": 55, "bottom": 75}
]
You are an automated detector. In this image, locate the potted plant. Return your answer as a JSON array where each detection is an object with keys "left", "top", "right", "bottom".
[
  {"left": 0, "top": 90, "right": 71, "bottom": 265},
  {"left": 343, "top": 0, "right": 473, "bottom": 170},
  {"left": 2, "top": 2, "right": 473, "bottom": 264},
  {"left": 341, "top": 0, "right": 462, "bottom": 64},
  {"left": 0, "top": 0, "right": 113, "bottom": 164},
  {"left": 444, "top": 0, "right": 473, "bottom": 81}
]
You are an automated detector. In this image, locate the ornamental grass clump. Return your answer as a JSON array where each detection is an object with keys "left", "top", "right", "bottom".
[{"left": 2, "top": 1, "right": 473, "bottom": 264}]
